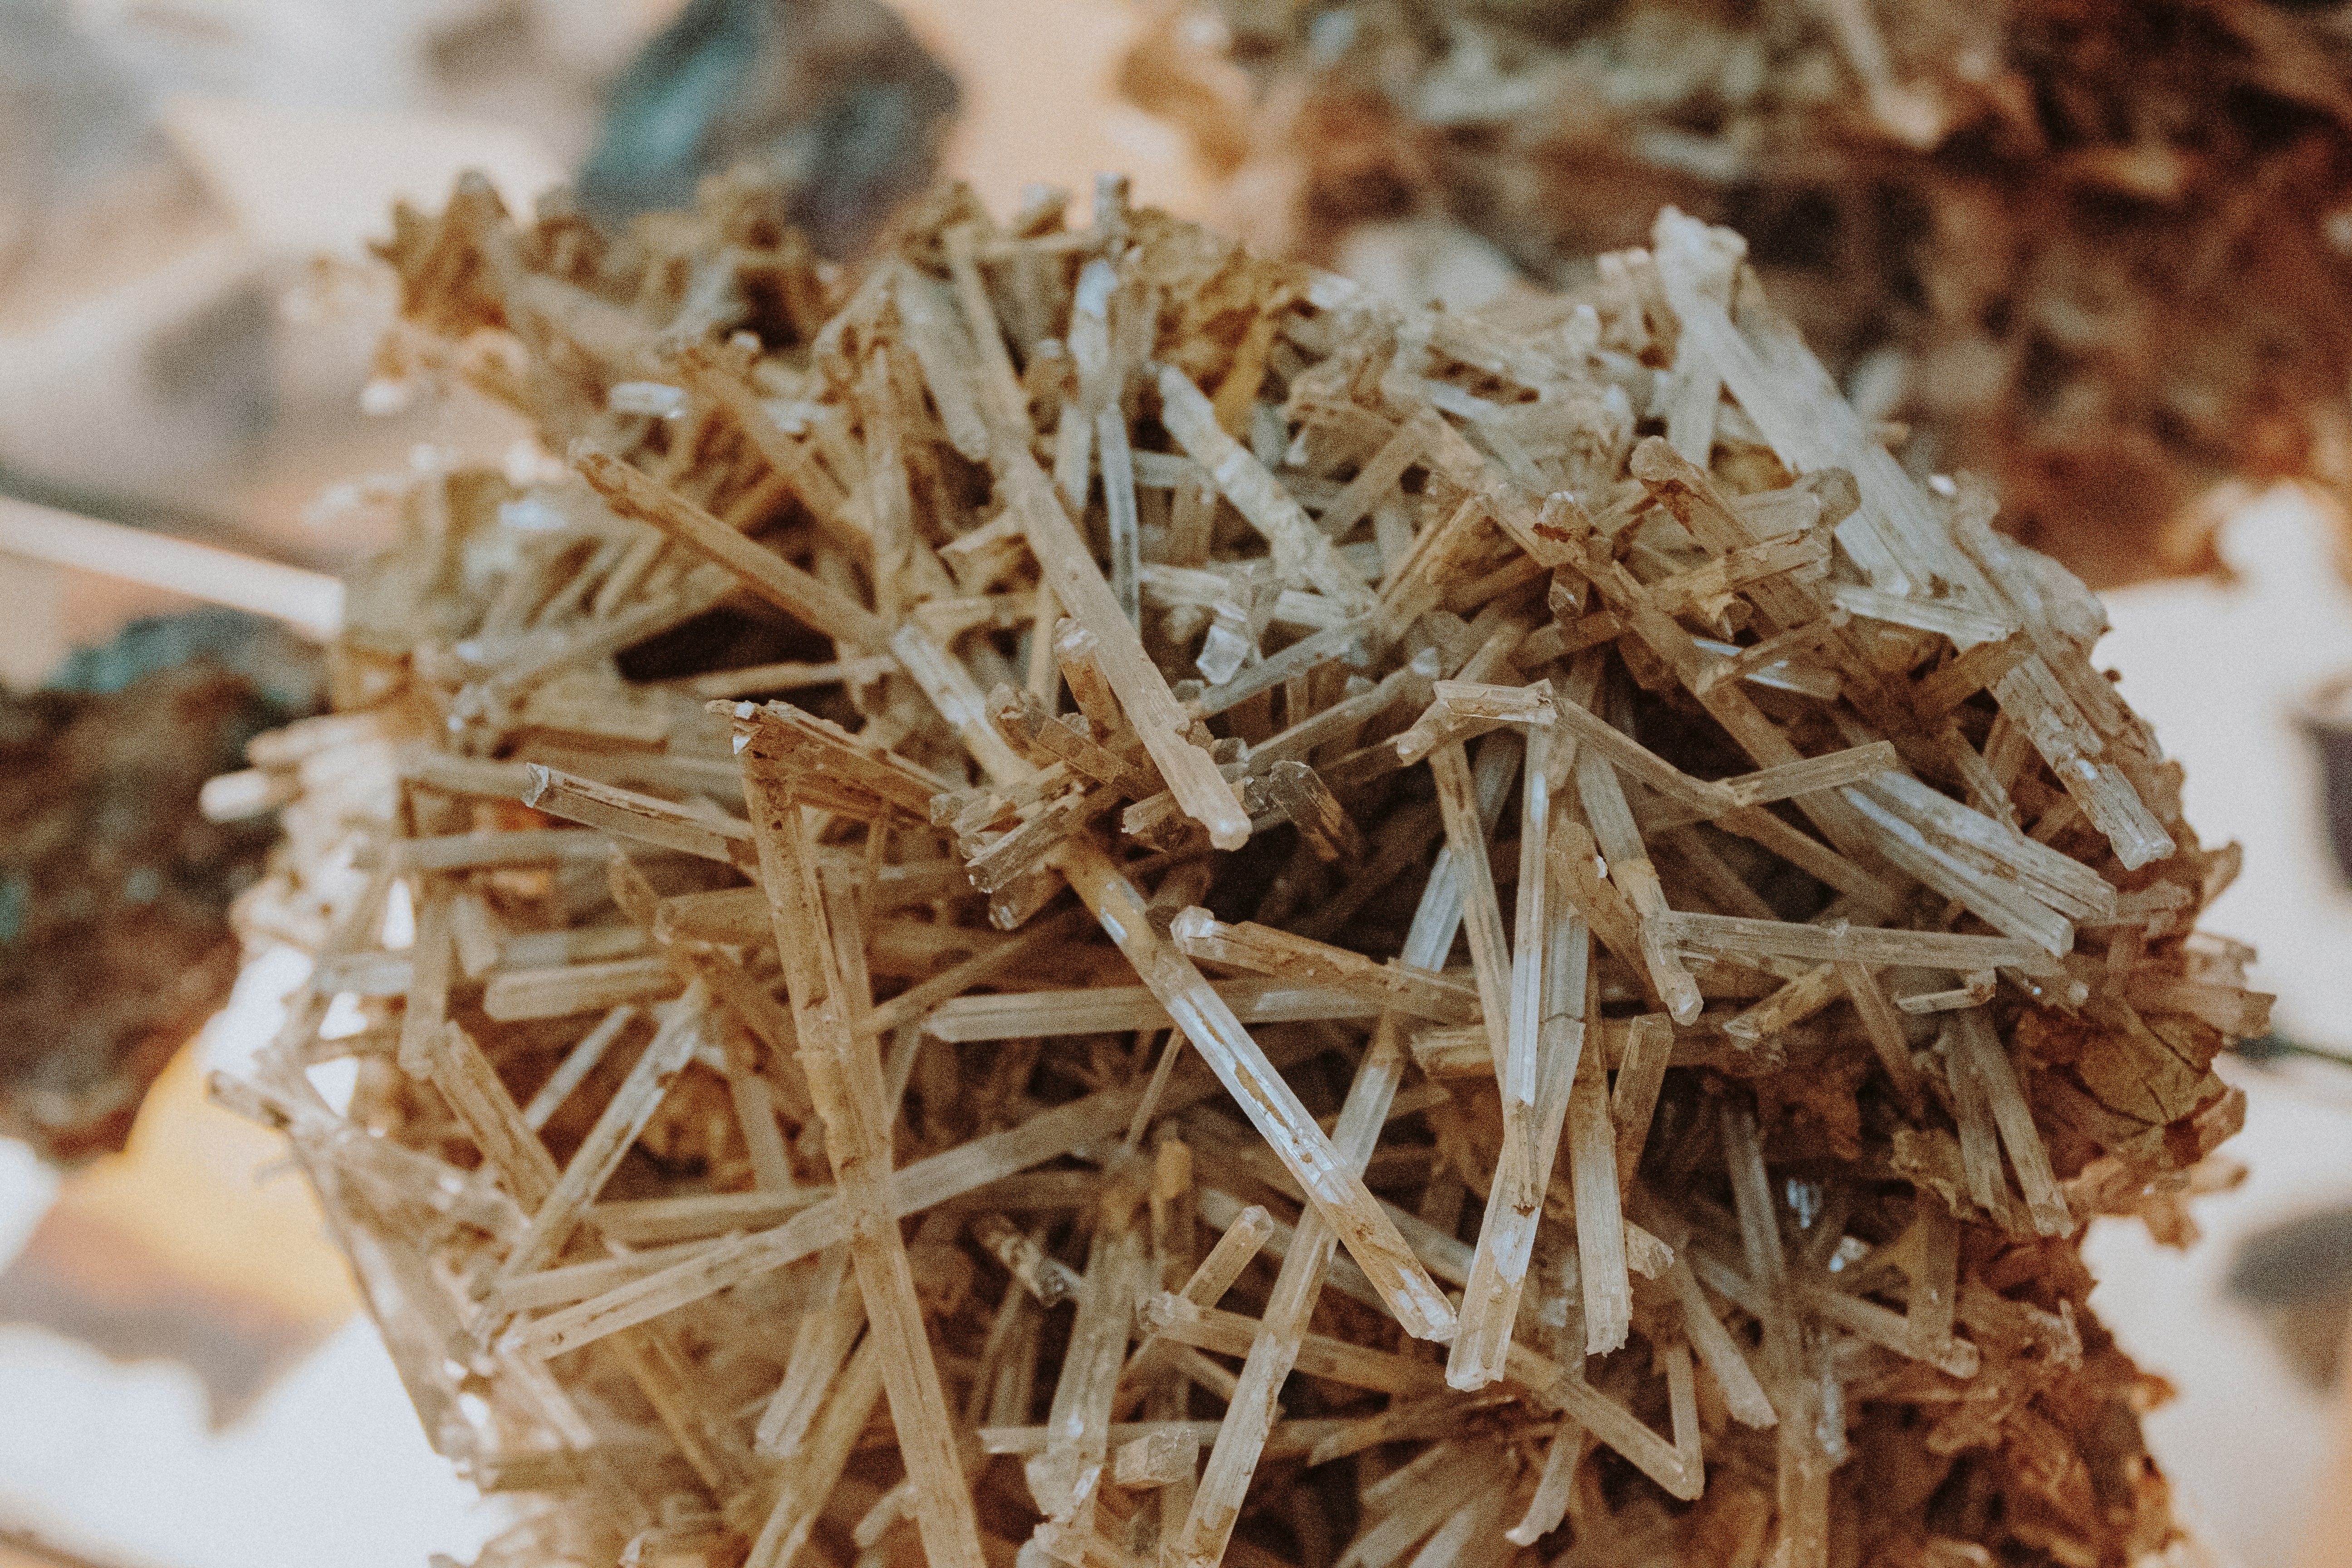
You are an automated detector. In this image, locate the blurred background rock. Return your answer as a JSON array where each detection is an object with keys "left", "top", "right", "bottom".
[
  {"left": 1117, "top": 0, "right": 2352, "bottom": 592},
  {"left": 0, "top": 609, "right": 319, "bottom": 1164}
]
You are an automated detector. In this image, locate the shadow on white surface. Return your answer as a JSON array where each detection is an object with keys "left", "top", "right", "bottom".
[
  {"left": 2097, "top": 487, "right": 2352, "bottom": 1051},
  {"left": 0, "top": 1316, "right": 498, "bottom": 1568},
  {"left": 0, "top": 1138, "right": 59, "bottom": 1276},
  {"left": 0, "top": 944, "right": 496, "bottom": 1568},
  {"left": 2084, "top": 1065, "right": 2352, "bottom": 1568},
  {"left": 2086, "top": 489, "right": 2352, "bottom": 1568}
]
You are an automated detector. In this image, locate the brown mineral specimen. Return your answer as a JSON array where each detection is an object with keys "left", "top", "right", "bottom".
[{"left": 214, "top": 169, "right": 2259, "bottom": 1568}]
